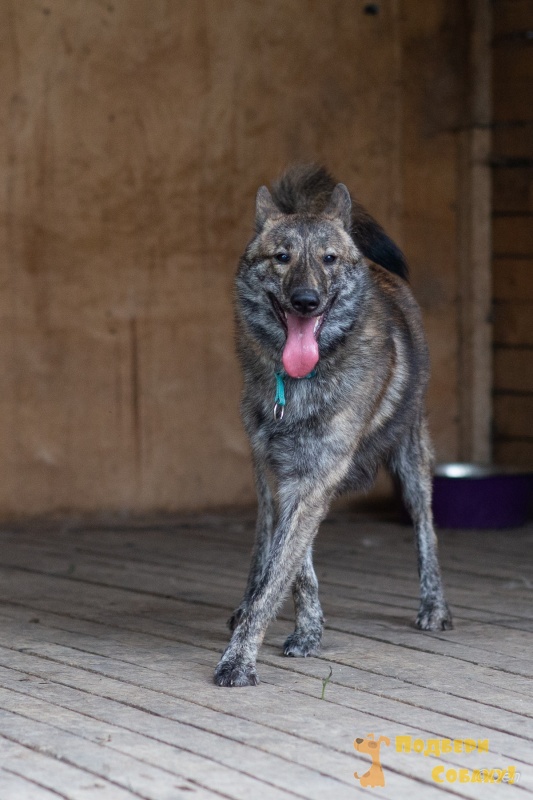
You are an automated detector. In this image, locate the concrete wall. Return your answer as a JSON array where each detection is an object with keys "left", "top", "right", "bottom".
[{"left": 0, "top": 0, "right": 471, "bottom": 515}]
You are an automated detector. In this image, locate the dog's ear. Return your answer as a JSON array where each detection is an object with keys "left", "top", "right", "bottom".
[
  {"left": 324, "top": 183, "right": 352, "bottom": 230},
  {"left": 255, "top": 186, "right": 281, "bottom": 232}
]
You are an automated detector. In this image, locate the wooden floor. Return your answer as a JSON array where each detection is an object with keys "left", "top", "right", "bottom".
[{"left": 0, "top": 511, "right": 531, "bottom": 799}]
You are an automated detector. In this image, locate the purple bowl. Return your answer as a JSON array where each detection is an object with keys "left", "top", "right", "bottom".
[{"left": 432, "top": 464, "right": 532, "bottom": 529}]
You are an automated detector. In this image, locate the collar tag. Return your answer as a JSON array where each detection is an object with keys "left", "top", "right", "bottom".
[{"left": 273, "top": 370, "right": 317, "bottom": 422}]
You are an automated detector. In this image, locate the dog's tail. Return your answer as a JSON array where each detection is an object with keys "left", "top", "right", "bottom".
[{"left": 271, "top": 164, "right": 408, "bottom": 281}]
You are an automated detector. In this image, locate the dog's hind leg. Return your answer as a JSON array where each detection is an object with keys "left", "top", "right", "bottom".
[
  {"left": 228, "top": 458, "right": 275, "bottom": 631},
  {"left": 390, "top": 420, "right": 453, "bottom": 631},
  {"left": 283, "top": 546, "right": 324, "bottom": 657}
]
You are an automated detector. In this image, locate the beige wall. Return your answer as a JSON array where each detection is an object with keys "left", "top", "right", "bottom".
[{"left": 0, "top": 1, "right": 471, "bottom": 516}]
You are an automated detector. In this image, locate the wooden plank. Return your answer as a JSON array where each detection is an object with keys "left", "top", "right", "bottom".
[
  {"left": 2, "top": 531, "right": 533, "bottom": 633},
  {"left": 2, "top": 588, "right": 531, "bottom": 688},
  {"left": 4, "top": 505, "right": 529, "bottom": 579},
  {"left": 0, "top": 588, "right": 524, "bottom": 691},
  {"left": 493, "top": 257, "right": 533, "bottom": 300},
  {"left": 493, "top": 215, "right": 533, "bottom": 256},
  {"left": 41, "top": 520, "right": 533, "bottom": 595},
  {"left": 0, "top": 528, "right": 527, "bottom": 648},
  {"left": 494, "top": 438, "right": 533, "bottom": 467},
  {"left": 0, "top": 515, "right": 532, "bottom": 797},
  {"left": 493, "top": 45, "right": 533, "bottom": 82},
  {"left": 4, "top": 513, "right": 531, "bottom": 581},
  {"left": 5, "top": 528, "right": 531, "bottom": 595},
  {"left": 2, "top": 524, "right": 533, "bottom": 635},
  {"left": 0, "top": 644, "right": 528, "bottom": 800},
  {"left": 3, "top": 591, "right": 533, "bottom": 701},
  {"left": 0, "top": 651, "right": 392, "bottom": 797},
  {"left": 493, "top": 0, "right": 533, "bottom": 36},
  {"left": 494, "top": 300, "right": 533, "bottom": 345},
  {"left": 492, "top": 167, "right": 533, "bottom": 214},
  {"left": 0, "top": 579, "right": 531, "bottom": 719},
  {"left": 1, "top": 524, "right": 532, "bottom": 684},
  {"left": 13, "top": 521, "right": 533, "bottom": 618},
  {"left": 0, "top": 694, "right": 308, "bottom": 800},
  {"left": 2, "top": 539, "right": 533, "bottom": 663},
  {"left": 0, "top": 738, "right": 140, "bottom": 800},
  {"left": 5, "top": 658, "right": 533, "bottom": 800},
  {"left": 1, "top": 628, "right": 532, "bottom": 796},
  {"left": 15, "top": 513, "right": 530, "bottom": 575},
  {"left": 0, "top": 653, "right": 460, "bottom": 800},
  {"left": 492, "top": 124, "right": 533, "bottom": 159},
  {"left": 0, "top": 663, "right": 377, "bottom": 800},
  {"left": 1, "top": 732, "right": 230, "bottom": 800},
  {"left": 494, "top": 393, "right": 533, "bottom": 438},
  {"left": 0, "top": 767, "right": 67, "bottom": 800},
  {"left": 3, "top": 535, "right": 533, "bottom": 634},
  {"left": 0, "top": 579, "right": 528, "bottom": 671},
  {"left": 493, "top": 77, "right": 533, "bottom": 123},
  {"left": 494, "top": 347, "right": 533, "bottom": 391},
  {"left": 494, "top": 100, "right": 533, "bottom": 128}
]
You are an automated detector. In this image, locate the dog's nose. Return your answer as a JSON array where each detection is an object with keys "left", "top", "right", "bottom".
[{"left": 290, "top": 288, "right": 320, "bottom": 314}]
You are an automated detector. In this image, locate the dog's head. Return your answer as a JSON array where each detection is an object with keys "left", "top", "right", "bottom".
[{"left": 236, "top": 183, "right": 367, "bottom": 377}]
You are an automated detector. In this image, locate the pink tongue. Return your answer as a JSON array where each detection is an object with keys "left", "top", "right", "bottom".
[{"left": 282, "top": 314, "right": 319, "bottom": 378}]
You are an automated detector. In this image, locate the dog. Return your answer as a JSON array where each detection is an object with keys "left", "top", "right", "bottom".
[{"left": 214, "top": 164, "right": 452, "bottom": 687}]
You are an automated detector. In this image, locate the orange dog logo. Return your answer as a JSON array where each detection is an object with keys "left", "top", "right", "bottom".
[{"left": 354, "top": 733, "right": 391, "bottom": 787}]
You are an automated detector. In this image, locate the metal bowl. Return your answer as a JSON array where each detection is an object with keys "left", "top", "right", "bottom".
[{"left": 432, "top": 463, "right": 532, "bottom": 529}]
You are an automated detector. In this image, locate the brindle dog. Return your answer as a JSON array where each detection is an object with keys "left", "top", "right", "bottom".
[{"left": 214, "top": 165, "right": 452, "bottom": 687}]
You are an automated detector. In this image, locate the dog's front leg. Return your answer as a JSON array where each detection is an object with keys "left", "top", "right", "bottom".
[
  {"left": 214, "top": 485, "right": 328, "bottom": 686},
  {"left": 228, "top": 457, "right": 275, "bottom": 631},
  {"left": 283, "top": 545, "right": 324, "bottom": 657}
]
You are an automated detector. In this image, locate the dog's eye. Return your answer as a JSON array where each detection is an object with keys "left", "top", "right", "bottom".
[
  {"left": 323, "top": 254, "right": 337, "bottom": 265},
  {"left": 274, "top": 252, "right": 290, "bottom": 264}
]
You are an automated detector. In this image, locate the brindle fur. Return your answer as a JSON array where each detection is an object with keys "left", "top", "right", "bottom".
[{"left": 214, "top": 165, "right": 452, "bottom": 687}]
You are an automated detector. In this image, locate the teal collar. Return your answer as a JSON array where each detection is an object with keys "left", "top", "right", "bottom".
[{"left": 273, "top": 369, "right": 317, "bottom": 422}]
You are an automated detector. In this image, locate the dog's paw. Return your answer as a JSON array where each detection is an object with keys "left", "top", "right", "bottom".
[
  {"left": 283, "top": 629, "right": 322, "bottom": 658},
  {"left": 227, "top": 605, "right": 246, "bottom": 632},
  {"left": 214, "top": 657, "right": 259, "bottom": 687},
  {"left": 416, "top": 599, "right": 453, "bottom": 631}
]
